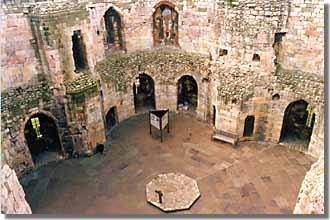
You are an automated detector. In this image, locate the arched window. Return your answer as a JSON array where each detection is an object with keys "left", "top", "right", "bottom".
[
  {"left": 153, "top": 3, "right": 178, "bottom": 46},
  {"left": 72, "top": 30, "right": 88, "bottom": 72},
  {"left": 104, "top": 7, "right": 124, "bottom": 51},
  {"left": 272, "top": 94, "right": 280, "bottom": 101}
]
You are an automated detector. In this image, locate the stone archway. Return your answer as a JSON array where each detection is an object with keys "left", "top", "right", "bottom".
[
  {"left": 177, "top": 75, "right": 198, "bottom": 111},
  {"left": 72, "top": 30, "right": 88, "bottom": 72},
  {"left": 279, "top": 100, "right": 315, "bottom": 149},
  {"left": 105, "top": 106, "right": 118, "bottom": 134},
  {"left": 104, "top": 7, "right": 124, "bottom": 51},
  {"left": 243, "top": 116, "right": 255, "bottom": 137},
  {"left": 153, "top": 2, "right": 179, "bottom": 46},
  {"left": 133, "top": 74, "right": 156, "bottom": 113},
  {"left": 24, "top": 113, "right": 63, "bottom": 166}
]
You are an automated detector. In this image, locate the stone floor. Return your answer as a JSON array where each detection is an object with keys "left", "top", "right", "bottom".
[{"left": 20, "top": 113, "right": 316, "bottom": 215}]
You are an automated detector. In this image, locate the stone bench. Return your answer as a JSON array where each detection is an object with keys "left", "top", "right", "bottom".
[{"left": 212, "top": 130, "right": 238, "bottom": 146}]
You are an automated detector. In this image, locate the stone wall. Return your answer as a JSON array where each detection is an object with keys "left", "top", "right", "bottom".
[
  {"left": 0, "top": 80, "right": 70, "bottom": 174},
  {"left": 1, "top": 164, "right": 32, "bottom": 214},
  {"left": 65, "top": 74, "right": 106, "bottom": 155},
  {"left": 279, "top": 0, "right": 324, "bottom": 75},
  {"left": 96, "top": 49, "right": 210, "bottom": 121},
  {"left": 0, "top": 11, "right": 41, "bottom": 90},
  {"left": 0, "top": 0, "right": 324, "bottom": 177},
  {"left": 294, "top": 156, "right": 324, "bottom": 214}
]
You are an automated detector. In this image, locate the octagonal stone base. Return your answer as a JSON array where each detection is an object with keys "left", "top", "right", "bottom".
[{"left": 146, "top": 173, "right": 201, "bottom": 212}]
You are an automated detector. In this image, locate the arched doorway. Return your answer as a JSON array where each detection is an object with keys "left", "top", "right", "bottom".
[
  {"left": 243, "top": 116, "right": 255, "bottom": 137},
  {"left": 153, "top": 3, "right": 179, "bottom": 46},
  {"left": 279, "top": 100, "right": 315, "bottom": 149},
  {"left": 212, "top": 105, "right": 216, "bottom": 126},
  {"left": 104, "top": 7, "right": 123, "bottom": 51},
  {"left": 177, "top": 75, "right": 198, "bottom": 111},
  {"left": 24, "top": 113, "right": 63, "bottom": 166},
  {"left": 105, "top": 106, "right": 118, "bottom": 134},
  {"left": 133, "top": 74, "right": 156, "bottom": 113},
  {"left": 72, "top": 30, "right": 88, "bottom": 72}
]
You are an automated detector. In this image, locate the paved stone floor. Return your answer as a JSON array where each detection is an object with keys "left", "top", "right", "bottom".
[{"left": 20, "top": 113, "right": 315, "bottom": 215}]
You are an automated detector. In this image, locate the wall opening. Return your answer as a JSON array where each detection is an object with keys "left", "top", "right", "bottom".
[
  {"left": 133, "top": 74, "right": 156, "bottom": 113},
  {"left": 219, "top": 48, "right": 228, "bottom": 56},
  {"left": 243, "top": 116, "right": 255, "bottom": 137},
  {"left": 104, "top": 7, "right": 124, "bottom": 51},
  {"left": 273, "top": 32, "right": 286, "bottom": 65},
  {"left": 252, "top": 54, "right": 260, "bottom": 62},
  {"left": 272, "top": 94, "right": 280, "bottom": 101},
  {"left": 105, "top": 106, "right": 118, "bottom": 135},
  {"left": 212, "top": 105, "right": 216, "bottom": 126},
  {"left": 24, "top": 113, "right": 63, "bottom": 166},
  {"left": 177, "top": 75, "right": 198, "bottom": 111},
  {"left": 72, "top": 30, "right": 88, "bottom": 72},
  {"left": 153, "top": 3, "right": 179, "bottom": 46},
  {"left": 279, "top": 100, "right": 315, "bottom": 149}
]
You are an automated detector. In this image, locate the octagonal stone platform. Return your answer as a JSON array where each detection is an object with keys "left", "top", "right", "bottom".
[{"left": 146, "top": 173, "right": 201, "bottom": 212}]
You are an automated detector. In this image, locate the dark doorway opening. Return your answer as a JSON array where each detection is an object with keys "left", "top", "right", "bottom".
[
  {"left": 24, "top": 113, "right": 63, "bottom": 166},
  {"left": 104, "top": 7, "right": 123, "bottom": 51},
  {"left": 279, "top": 100, "right": 315, "bottom": 149},
  {"left": 72, "top": 30, "right": 88, "bottom": 72},
  {"left": 243, "top": 116, "right": 255, "bottom": 137},
  {"left": 133, "top": 74, "right": 156, "bottom": 113},
  {"left": 106, "top": 106, "right": 118, "bottom": 134},
  {"left": 273, "top": 32, "right": 286, "bottom": 65},
  {"left": 153, "top": 3, "right": 179, "bottom": 46},
  {"left": 177, "top": 75, "right": 198, "bottom": 111},
  {"left": 212, "top": 105, "right": 216, "bottom": 126}
]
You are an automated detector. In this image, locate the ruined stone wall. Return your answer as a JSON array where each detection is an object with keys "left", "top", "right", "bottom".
[
  {"left": 1, "top": 164, "right": 32, "bottom": 214},
  {"left": 65, "top": 74, "right": 106, "bottom": 155},
  {"left": 96, "top": 50, "right": 210, "bottom": 122},
  {"left": 279, "top": 0, "right": 324, "bottom": 75},
  {"left": 0, "top": 10, "right": 41, "bottom": 90},
  {"left": 294, "top": 156, "right": 324, "bottom": 214},
  {"left": 0, "top": 0, "right": 324, "bottom": 173},
  {"left": 87, "top": 0, "right": 213, "bottom": 55},
  {"left": 0, "top": 80, "right": 71, "bottom": 174},
  {"left": 208, "top": 0, "right": 324, "bottom": 157}
]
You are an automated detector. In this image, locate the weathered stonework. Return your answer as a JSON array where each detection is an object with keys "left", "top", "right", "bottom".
[
  {"left": 0, "top": 0, "right": 324, "bottom": 214},
  {"left": 1, "top": 164, "right": 32, "bottom": 214},
  {"left": 146, "top": 173, "right": 200, "bottom": 212},
  {"left": 65, "top": 74, "right": 105, "bottom": 155},
  {"left": 294, "top": 156, "right": 324, "bottom": 214}
]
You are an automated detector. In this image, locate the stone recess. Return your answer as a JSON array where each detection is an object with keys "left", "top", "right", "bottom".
[
  {"left": 146, "top": 173, "right": 201, "bottom": 212},
  {"left": 1, "top": 164, "right": 32, "bottom": 214},
  {"left": 294, "top": 156, "right": 324, "bottom": 214}
]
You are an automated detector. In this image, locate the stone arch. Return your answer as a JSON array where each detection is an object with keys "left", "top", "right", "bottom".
[
  {"left": 272, "top": 93, "right": 280, "bottom": 101},
  {"left": 152, "top": 1, "right": 179, "bottom": 46},
  {"left": 103, "top": 6, "right": 125, "bottom": 51},
  {"left": 279, "top": 99, "right": 316, "bottom": 149},
  {"left": 133, "top": 73, "right": 156, "bottom": 113},
  {"left": 72, "top": 30, "right": 88, "bottom": 72},
  {"left": 22, "top": 110, "right": 64, "bottom": 166},
  {"left": 243, "top": 116, "right": 255, "bottom": 137},
  {"left": 177, "top": 75, "right": 198, "bottom": 111},
  {"left": 105, "top": 106, "right": 118, "bottom": 133}
]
